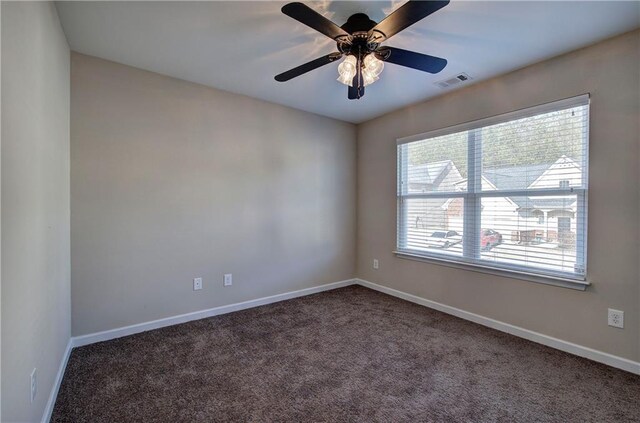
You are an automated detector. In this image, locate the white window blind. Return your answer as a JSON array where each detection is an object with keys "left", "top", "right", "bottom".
[{"left": 397, "top": 95, "right": 589, "bottom": 284}]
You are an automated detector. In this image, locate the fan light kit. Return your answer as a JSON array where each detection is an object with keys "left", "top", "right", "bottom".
[
  {"left": 275, "top": 1, "right": 449, "bottom": 100},
  {"left": 337, "top": 54, "right": 384, "bottom": 87}
]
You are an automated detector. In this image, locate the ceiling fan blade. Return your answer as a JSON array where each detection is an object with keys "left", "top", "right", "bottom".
[
  {"left": 348, "top": 84, "right": 358, "bottom": 100},
  {"left": 368, "top": 0, "right": 449, "bottom": 42},
  {"left": 376, "top": 47, "right": 447, "bottom": 74},
  {"left": 347, "top": 64, "right": 365, "bottom": 100},
  {"left": 282, "top": 2, "right": 350, "bottom": 41},
  {"left": 347, "top": 83, "right": 365, "bottom": 100},
  {"left": 275, "top": 52, "right": 342, "bottom": 82}
]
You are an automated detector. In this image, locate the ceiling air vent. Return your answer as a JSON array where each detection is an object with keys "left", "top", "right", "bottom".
[{"left": 435, "top": 73, "right": 473, "bottom": 89}]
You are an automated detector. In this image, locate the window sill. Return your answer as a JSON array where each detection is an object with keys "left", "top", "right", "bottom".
[{"left": 393, "top": 250, "right": 590, "bottom": 291}]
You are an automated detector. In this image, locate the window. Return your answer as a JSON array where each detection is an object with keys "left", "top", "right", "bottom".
[{"left": 396, "top": 95, "right": 589, "bottom": 286}]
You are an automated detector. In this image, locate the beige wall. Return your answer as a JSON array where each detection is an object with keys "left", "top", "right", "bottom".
[
  {"left": 71, "top": 53, "right": 356, "bottom": 336},
  {"left": 356, "top": 30, "right": 639, "bottom": 361},
  {"left": 1, "top": 2, "right": 71, "bottom": 422}
]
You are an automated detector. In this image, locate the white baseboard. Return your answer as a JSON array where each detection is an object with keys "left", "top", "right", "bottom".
[
  {"left": 356, "top": 278, "right": 640, "bottom": 375},
  {"left": 41, "top": 338, "right": 73, "bottom": 423},
  {"left": 72, "top": 279, "right": 356, "bottom": 348}
]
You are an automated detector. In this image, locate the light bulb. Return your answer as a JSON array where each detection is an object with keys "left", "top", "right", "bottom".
[
  {"left": 364, "top": 54, "right": 384, "bottom": 77},
  {"left": 337, "top": 55, "right": 357, "bottom": 86},
  {"left": 337, "top": 72, "right": 354, "bottom": 86},
  {"left": 361, "top": 68, "right": 378, "bottom": 86}
]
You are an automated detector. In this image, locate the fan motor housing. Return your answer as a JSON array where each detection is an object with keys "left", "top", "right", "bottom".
[
  {"left": 340, "top": 13, "right": 377, "bottom": 33},
  {"left": 338, "top": 13, "right": 380, "bottom": 55}
]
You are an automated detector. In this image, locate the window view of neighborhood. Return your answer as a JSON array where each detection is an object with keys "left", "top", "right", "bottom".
[{"left": 398, "top": 103, "right": 588, "bottom": 278}]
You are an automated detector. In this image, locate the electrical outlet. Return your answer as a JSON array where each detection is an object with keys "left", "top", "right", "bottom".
[
  {"left": 30, "top": 368, "right": 37, "bottom": 403},
  {"left": 608, "top": 309, "right": 624, "bottom": 329},
  {"left": 373, "top": 259, "right": 379, "bottom": 270},
  {"left": 224, "top": 274, "right": 232, "bottom": 287},
  {"left": 193, "top": 277, "right": 203, "bottom": 291}
]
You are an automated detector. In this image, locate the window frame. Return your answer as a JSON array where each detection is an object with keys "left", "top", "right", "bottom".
[{"left": 395, "top": 94, "right": 590, "bottom": 290}]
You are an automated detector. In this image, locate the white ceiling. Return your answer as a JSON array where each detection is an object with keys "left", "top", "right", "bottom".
[{"left": 55, "top": 1, "right": 639, "bottom": 123}]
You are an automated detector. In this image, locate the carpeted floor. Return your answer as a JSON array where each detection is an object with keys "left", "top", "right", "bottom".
[{"left": 52, "top": 285, "right": 639, "bottom": 422}]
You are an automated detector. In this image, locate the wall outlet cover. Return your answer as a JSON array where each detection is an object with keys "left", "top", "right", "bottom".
[
  {"left": 608, "top": 309, "right": 624, "bottom": 329},
  {"left": 193, "top": 277, "right": 203, "bottom": 291},
  {"left": 224, "top": 274, "right": 232, "bottom": 286}
]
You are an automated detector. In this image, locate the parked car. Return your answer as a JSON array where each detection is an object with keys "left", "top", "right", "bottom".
[
  {"left": 481, "top": 229, "right": 502, "bottom": 250},
  {"left": 426, "top": 230, "right": 462, "bottom": 249}
]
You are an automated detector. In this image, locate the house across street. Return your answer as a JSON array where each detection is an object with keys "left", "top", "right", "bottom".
[{"left": 405, "top": 155, "right": 582, "bottom": 273}]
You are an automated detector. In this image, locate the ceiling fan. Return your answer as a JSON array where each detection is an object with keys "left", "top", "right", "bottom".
[{"left": 275, "top": 0, "right": 449, "bottom": 100}]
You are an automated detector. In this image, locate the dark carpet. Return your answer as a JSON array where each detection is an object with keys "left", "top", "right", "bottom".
[{"left": 52, "top": 285, "right": 640, "bottom": 422}]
